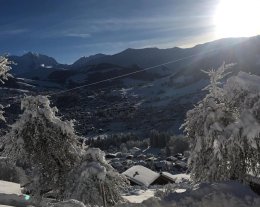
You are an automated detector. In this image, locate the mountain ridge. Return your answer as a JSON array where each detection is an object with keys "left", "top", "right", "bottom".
[
  {"left": 2, "top": 35, "right": 260, "bottom": 136},
  {"left": 8, "top": 36, "right": 258, "bottom": 76}
]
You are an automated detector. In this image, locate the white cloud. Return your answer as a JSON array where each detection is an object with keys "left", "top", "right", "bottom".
[
  {"left": 0, "top": 29, "right": 28, "bottom": 36},
  {"left": 65, "top": 33, "right": 91, "bottom": 38}
]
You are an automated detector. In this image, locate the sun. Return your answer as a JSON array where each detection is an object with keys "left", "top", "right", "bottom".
[{"left": 214, "top": 0, "right": 260, "bottom": 38}]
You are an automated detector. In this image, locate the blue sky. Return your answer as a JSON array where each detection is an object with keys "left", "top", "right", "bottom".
[{"left": 0, "top": 0, "right": 219, "bottom": 63}]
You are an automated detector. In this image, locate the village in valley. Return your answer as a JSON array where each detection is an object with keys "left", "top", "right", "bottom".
[{"left": 1, "top": 1, "right": 260, "bottom": 205}]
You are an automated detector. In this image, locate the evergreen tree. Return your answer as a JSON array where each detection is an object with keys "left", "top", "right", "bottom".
[
  {"left": 63, "top": 147, "right": 127, "bottom": 206},
  {"left": 182, "top": 64, "right": 260, "bottom": 182},
  {"left": 0, "top": 56, "right": 13, "bottom": 122},
  {"left": 3, "top": 95, "right": 81, "bottom": 198},
  {"left": 3, "top": 95, "right": 127, "bottom": 205},
  {"left": 0, "top": 56, "right": 12, "bottom": 84}
]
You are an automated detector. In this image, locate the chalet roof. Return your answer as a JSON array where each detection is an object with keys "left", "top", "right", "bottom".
[
  {"left": 122, "top": 165, "right": 182, "bottom": 187},
  {"left": 161, "top": 172, "right": 177, "bottom": 182},
  {"left": 122, "top": 165, "right": 160, "bottom": 187},
  {"left": 161, "top": 172, "right": 190, "bottom": 183}
]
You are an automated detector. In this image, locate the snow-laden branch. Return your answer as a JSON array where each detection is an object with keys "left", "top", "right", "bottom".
[
  {"left": 0, "top": 56, "right": 13, "bottom": 122},
  {"left": 182, "top": 64, "right": 260, "bottom": 182},
  {"left": 3, "top": 95, "right": 128, "bottom": 205},
  {"left": 0, "top": 56, "right": 13, "bottom": 84}
]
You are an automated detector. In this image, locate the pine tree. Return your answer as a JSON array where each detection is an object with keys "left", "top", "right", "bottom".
[
  {"left": 182, "top": 64, "right": 260, "bottom": 182},
  {"left": 0, "top": 55, "right": 13, "bottom": 122},
  {"left": 3, "top": 95, "right": 81, "bottom": 198},
  {"left": 3, "top": 95, "right": 128, "bottom": 205},
  {"left": 0, "top": 56, "right": 12, "bottom": 84},
  {"left": 63, "top": 147, "right": 128, "bottom": 206}
]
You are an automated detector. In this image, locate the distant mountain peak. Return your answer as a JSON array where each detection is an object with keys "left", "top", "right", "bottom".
[
  {"left": 72, "top": 53, "right": 107, "bottom": 67},
  {"left": 9, "top": 52, "right": 59, "bottom": 75},
  {"left": 22, "top": 52, "right": 53, "bottom": 59}
]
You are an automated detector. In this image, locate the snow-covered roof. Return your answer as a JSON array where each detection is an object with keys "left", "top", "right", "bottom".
[
  {"left": 176, "top": 161, "right": 187, "bottom": 168},
  {"left": 162, "top": 172, "right": 190, "bottom": 184},
  {"left": 122, "top": 165, "right": 160, "bottom": 187},
  {"left": 132, "top": 147, "right": 141, "bottom": 151}
]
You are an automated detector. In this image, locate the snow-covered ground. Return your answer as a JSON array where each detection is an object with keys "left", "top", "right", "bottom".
[
  {"left": 0, "top": 180, "right": 31, "bottom": 207},
  {"left": 122, "top": 173, "right": 191, "bottom": 203},
  {"left": 1, "top": 179, "right": 260, "bottom": 207},
  {"left": 0, "top": 180, "right": 19, "bottom": 207},
  {"left": 122, "top": 186, "right": 188, "bottom": 203},
  {"left": 120, "top": 181, "right": 260, "bottom": 207},
  {"left": 0, "top": 181, "right": 21, "bottom": 195},
  {"left": 122, "top": 189, "right": 157, "bottom": 203}
]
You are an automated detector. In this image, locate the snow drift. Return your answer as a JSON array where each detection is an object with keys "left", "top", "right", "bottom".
[{"left": 117, "top": 181, "right": 260, "bottom": 207}]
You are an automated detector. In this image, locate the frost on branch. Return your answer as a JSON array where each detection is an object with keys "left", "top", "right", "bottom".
[
  {"left": 0, "top": 55, "right": 13, "bottom": 84},
  {"left": 182, "top": 64, "right": 260, "bottom": 182},
  {"left": 64, "top": 147, "right": 128, "bottom": 206},
  {"left": 3, "top": 95, "right": 128, "bottom": 205},
  {"left": 202, "top": 63, "right": 233, "bottom": 98},
  {"left": 0, "top": 104, "right": 5, "bottom": 122},
  {"left": 3, "top": 95, "right": 81, "bottom": 198},
  {"left": 0, "top": 56, "right": 13, "bottom": 122}
]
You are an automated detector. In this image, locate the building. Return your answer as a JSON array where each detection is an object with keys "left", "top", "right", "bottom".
[{"left": 122, "top": 165, "right": 176, "bottom": 187}]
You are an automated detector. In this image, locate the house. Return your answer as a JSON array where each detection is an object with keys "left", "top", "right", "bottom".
[
  {"left": 122, "top": 165, "right": 176, "bottom": 187},
  {"left": 122, "top": 165, "right": 159, "bottom": 187},
  {"left": 105, "top": 153, "right": 117, "bottom": 159},
  {"left": 175, "top": 161, "right": 188, "bottom": 171},
  {"left": 126, "top": 154, "right": 134, "bottom": 160},
  {"left": 154, "top": 160, "right": 172, "bottom": 171},
  {"left": 130, "top": 147, "right": 141, "bottom": 155},
  {"left": 166, "top": 156, "right": 178, "bottom": 162},
  {"left": 160, "top": 172, "right": 190, "bottom": 184},
  {"left": 137, "top": 154, "right": 146, "bottom": 160}
]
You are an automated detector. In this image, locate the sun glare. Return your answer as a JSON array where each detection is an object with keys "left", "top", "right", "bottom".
[{"left": 214, "top": 0, "right": 260, "bottom": 38}]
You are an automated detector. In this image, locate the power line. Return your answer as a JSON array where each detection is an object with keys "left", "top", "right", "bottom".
[
  {"left": 48, "top": 40, "right": 244, "bottom": 97},
  {"left": 48, "top": 51, "right": 212, "bottom": 96}
]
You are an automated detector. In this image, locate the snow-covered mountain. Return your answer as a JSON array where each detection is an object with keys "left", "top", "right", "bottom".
[
  {"left": 8, "top": 52, "right": 61, "bottom": 75},
  {"left": 74, "top": 37, "right": 249, "bottom": 68},
  {"left": 10, "top": 36, "right": 260, "bottom": 81},
  {"left": 4, "top": 35, "right": 260, "bottom": 136},
  {"left": 72, "top": 53, "right": 107, "bottom": 68}
]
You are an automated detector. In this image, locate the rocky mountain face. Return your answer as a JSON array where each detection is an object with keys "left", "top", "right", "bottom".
[
  {"left": 9, "top": 52, "right": 60, "bottom": 75},
  {"left": 72, "top": 53, "right": 107, "bottom": 68},
  {"left": 2, "top": 35, "right": 260, "bottom": 137}
]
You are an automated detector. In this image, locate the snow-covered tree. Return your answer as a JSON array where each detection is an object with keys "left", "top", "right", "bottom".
[
  {"left": 0, "top": 56, "right": 12, "bottom": 84},
  {"left": 3, "top": 95, "right": 127, "bottom": 205},
  {"left": 63, "top": 147, "right": 128, "bottom": 206},
  {"left": 0, "top": 56, "right": 13, "bottom": 122},
  {"left": 3, "top": 95, "right": 81, "bottom": 198},
  {"left": 182, "top": 64, "right": 260, "bottom": 182},
  {"left": 0, "top": 104, "right": 5, "bottom": 122}
]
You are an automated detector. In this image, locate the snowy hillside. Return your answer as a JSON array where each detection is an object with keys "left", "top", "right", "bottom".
[{"left": 2, "top": 35, "right": 260, "bottom": 136}]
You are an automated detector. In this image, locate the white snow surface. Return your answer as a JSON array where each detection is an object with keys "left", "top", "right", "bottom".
[
  {"left": 155, "top": 181, "right": 260, "bottom": 207},
  {"left": 122, "top": 189, "right": 157, "bottom": 203},
  {"left": 0, "top": 181, "right": 21, "bottom": 195},
  {"left": 120, "top": 181, "right": 260, "bottom": 207},
  {"left": 161, "top": 173, "right": 190, "bottom": 184},
  {"left": 0, "top": 181, "right": 87, "bottom": 207},
  {"left": 0, "top": 180, "right": 32, "bottom": 207}
]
